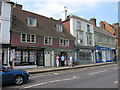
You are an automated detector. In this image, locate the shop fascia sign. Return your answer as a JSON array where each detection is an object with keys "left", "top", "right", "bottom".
[{"left": 96, "top": 47, "right": 111, "bottom": 51}]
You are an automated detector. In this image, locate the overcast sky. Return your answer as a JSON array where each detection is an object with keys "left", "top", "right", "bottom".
[{"left": 11, "top": 0, "right": 119, "bottom": 26}]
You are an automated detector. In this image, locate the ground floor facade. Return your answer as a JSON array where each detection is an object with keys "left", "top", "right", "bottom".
[
  {"left": 95, "top": 46, "right": 116, "bottom": 63},
  {"left": 75, "top": 46, "right": 95, "bottom": 65},
  {"left": 2, "top": 45, "right": 74, "bottom": 69}
]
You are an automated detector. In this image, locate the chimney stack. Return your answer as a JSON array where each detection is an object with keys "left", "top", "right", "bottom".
[
  {"left": 90, "top": 18, "right": 96, "bottom": 27},
  {"left": 100, "top": 21, "right": 105, "bottom": 30},
  {"left": 13, "top": 4, "right": 22, "bottom": 10},
  {"left": 61, "top": 6, "right": 67, "bottom": 21},
  {"left": 113, "top": 23, "right": 119, "bottom": 29}
]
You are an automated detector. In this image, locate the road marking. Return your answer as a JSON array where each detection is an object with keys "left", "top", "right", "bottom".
[
  {"left": 89, "top": 70, "right": 108, "bottom": 75},
  {"left": 23, "top": 82, "right": 47, "bottom": 89},
  {"left": 49, "top": 80, "right": 61, "bottom": 83},
  {"left": 115, "top": 81, "right": 118, "bottom": 84},
  {"left": 54, "top": 73, "right": 59, "bottom": 75}
]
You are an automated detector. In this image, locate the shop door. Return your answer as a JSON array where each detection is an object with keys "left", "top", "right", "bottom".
[
  {"left": 37, "top": 51, "right": 44, "bottom": 66},
  {"left": 45, "top": 51, "right": 50, "bottom": 67}
]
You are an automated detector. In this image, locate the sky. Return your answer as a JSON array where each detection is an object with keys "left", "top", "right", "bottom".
[{"left": 11, "top": 0, "right": 119, "bottom": 26}]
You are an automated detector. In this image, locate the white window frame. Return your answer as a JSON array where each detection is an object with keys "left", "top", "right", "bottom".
[
  {"left": 87, "top": 34, "right": 92, "bottom": 46},
  {"left": 21, "top": 34, "right": 36, "bottom": 43},
  {"left": 77, "top": 21, "right": 81, "bottom": 30},
  {"left": 44, "top": 36, "right": 53, "bottom": 45},
  {"left": 87, "top": 24, "right": 90, "bottom": 32},
  {"left": 56, "top": 24, "right": 63, "bottom": 32},
  {"left": 27, "top": 17, "right": 37, "bottom": 27},
  {"left": 59, "top": 38, "right": 69, "bottom": 47},
  {"left": 76, "top": 31, "right": 83, "bottom": 45}
]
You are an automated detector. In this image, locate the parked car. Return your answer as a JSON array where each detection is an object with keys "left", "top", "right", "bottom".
[{"left": 0, "top": 65, "right": 29, "bottom": 85}]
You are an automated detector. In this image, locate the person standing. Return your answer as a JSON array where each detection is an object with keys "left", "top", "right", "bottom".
[
  {"left": 69, "top": 55, "right": 73, "bottom": 68},
  {"left": 64, "top": 55, "right": 67, "bottom": 66},
  {"left": 67, "top": 55, "right": 70, "bottom": 66},
  {"left": 56, "top": 55, "right": 59, "bottom": 67},
  {"left": 61, "top": 55, "right": 65, "bottom": 66}
]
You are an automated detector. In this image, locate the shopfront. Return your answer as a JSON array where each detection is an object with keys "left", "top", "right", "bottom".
[
  {"left": 95, "top": 47, "right": 112, "bottom": 63},
  {"left": 11, "top": 46, "right": 44, "bottom": 66}
]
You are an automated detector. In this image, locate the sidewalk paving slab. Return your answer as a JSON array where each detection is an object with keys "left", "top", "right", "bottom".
[{"left": 17, "top": 62, "right": 117, "bottom": 74}]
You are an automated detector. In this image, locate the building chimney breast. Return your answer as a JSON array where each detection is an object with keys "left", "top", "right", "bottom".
[{"left": 90, "top": 18, "right": 96, "bottom": 27}]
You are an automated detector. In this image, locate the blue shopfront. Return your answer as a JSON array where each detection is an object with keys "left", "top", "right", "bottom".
[{"left": 95, "top": 47, "right": 113, "bottom": 63}]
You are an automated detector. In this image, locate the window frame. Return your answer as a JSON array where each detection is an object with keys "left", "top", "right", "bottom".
[
  {"left": 59, "top": 38, "right": 69, "bottom": 47},
  {"left": 21, "top": 34, "right": 36, "bottom": 43},
  {"left": 27, "top": 17, "right": 37, "bottom": 27},
  {"left": 56, "top": 24, "right": 63, "bottom": 32},
  {"left": 87, "top": 34, "right": 92, "bottom": 46},
  {"left": 87, "top": 24, "right": 90, "bottom": 32},
  {"left": 44, "top": 36, "right": 53, "bottom": 45}
]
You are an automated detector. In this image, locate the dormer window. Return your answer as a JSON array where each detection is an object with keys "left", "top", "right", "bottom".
[
  {"left": 27, "top": 17, "right": 37, "bottom": 27},
  {"left": 56, "top": 24, "right": 63, "bottom": 32}
]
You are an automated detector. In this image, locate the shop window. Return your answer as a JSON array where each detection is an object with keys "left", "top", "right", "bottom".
[
  {"left": 15, "top": 50, "right": 21, "bottom": 65},
  {"left": 29, "top": 51, "right": 36, "bottom": 64},
  {"left": 96, "top": 50, "right": 102, "bottom": 61},
  {"left": 23, "top": 51, "right": 29, "bottom": 63}
]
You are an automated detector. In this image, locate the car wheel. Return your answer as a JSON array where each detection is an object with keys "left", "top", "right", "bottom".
[{"left": 14, "top": 75, "right": 24, "bottom": 85}]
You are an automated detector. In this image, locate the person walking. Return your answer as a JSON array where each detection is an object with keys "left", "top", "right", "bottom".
[
  {"left": 61, "top": 55, "right": 65, "bottom": 66},
  {"left": 73, "top": 57, "right": 76, "bottom": 66},
  {"left": 9, "top": 56, "right": 16, "bottom": 70},
  {"left": 56, "top": 55, "right": 59, "bottom": 67},
  {"left": 67, "top": 55, "right": 70, "bottom": 66}
]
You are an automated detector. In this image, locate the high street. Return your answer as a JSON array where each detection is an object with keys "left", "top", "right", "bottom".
[{"left": 2, "top": 64, "right": 118, "bottom": 89}]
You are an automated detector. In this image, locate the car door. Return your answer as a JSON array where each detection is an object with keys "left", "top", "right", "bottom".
[{"left": 2, "top": 67, "right": 14, "bottom": 84}]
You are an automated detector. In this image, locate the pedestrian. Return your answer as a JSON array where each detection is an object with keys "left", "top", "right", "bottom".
[
  {"left": 69, "top": 55, "right": 73, "bottom": 68},
  {"left": 9, "top": 56, "right": 16, "bottom": 70},
  {"left": 56, "top": 54, "right": 59, "bottom": 67},
  {"left": 67, "top": 55, "right": 70, "bottom": 66},
  {"left": 73, "top": 57, "right": 76, "bottom": 66},
  {"left": 61, "top": 54, "right": 65, "bottom": 66},
  {"left": 64, "top": 55, "right": 67, "bottom": 66}
]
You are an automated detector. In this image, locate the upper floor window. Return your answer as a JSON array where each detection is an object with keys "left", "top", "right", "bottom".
[
  {"left": 76, "top": 32, "right": 83, "bottom": 45},
  {"left": 59, "top": 39, "right": 69, "bottom": 47},
  {"left": 21, "top": 34, "right": 36, "bottom": 43},
  {"left": 27, "top": 17, "right": 37, "bottom": 27},
  {"left": 56, "top": 24, "right": 63, "bottom": 32},
  {"left": 77, "top": 21, "right": 81, "bottom": 30},
  {"left": 0, "top": 1, "right": 2, "bottom": 15},
  {"left": 87, "top": 34, "right": 92, "bottom": 46},
  {"left": 44, "top": 36, "right": 53, "bottom": 45},
  {"left": 98, "top": 35, "right": 103, "bottom": 43},
  {"left": 87, "top": 25, "right": 90, "bottom": 32}
]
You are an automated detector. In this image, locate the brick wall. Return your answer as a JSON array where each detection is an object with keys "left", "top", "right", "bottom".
[
  {"left": 11, "top": 32, "right": 74, "bottom": 49},
  {"left": 62, "top": 21, "right": 70, "bottom": 33}
]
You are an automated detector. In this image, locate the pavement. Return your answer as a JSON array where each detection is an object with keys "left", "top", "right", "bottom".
[{"left": 20, "top": 62, "right": 117, "bottom": 74}]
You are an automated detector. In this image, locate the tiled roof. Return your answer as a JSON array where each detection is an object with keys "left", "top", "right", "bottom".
[
  {"left": 94, "top": 27, "right": 115, "bottom": 38},
  {"left": 11, "top": 8, "right": 75, "bottom": 40}
]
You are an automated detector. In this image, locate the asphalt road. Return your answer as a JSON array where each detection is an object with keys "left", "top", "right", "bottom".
[{"left": 2, "top": 64, "right": 118, "bottom": 89}]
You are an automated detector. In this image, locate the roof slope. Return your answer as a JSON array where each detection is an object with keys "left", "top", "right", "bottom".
[
  {"left": 94, "top": 27, "right": 115, "bottom": 38},
  {"left": 11, "top": 8, "right": 75, "bottom": 40}
]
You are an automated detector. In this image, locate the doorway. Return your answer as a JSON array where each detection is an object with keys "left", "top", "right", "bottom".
[{"left": 37, "top": 51, "right": 44, "bottom": 66}]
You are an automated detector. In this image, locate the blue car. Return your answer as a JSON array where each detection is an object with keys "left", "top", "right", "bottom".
[{"left": 0, "top": 65, "right": 29, "bottom": 85}]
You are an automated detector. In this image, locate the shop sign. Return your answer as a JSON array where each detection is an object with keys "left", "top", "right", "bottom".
[{"left": 97, "top": 47, "right": 111, "bottom": 51}]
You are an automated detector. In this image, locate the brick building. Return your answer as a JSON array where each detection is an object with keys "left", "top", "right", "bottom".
[
  {"left": 100, "top": 21, "right": 119, "bottom": 61},
  {"left": 8, "top": 4, "right": 75, "bottom": 68}
]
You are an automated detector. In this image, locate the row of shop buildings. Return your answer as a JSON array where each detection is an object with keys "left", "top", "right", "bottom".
[{"left": 0, "top": 1, "right": 119, "bottom": 69}]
